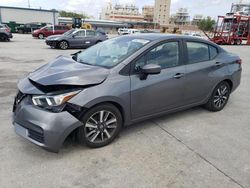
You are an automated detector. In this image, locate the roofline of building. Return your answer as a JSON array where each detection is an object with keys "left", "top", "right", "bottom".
[{"left": 0, "top": 6, "right": 58, "bottom": 13}]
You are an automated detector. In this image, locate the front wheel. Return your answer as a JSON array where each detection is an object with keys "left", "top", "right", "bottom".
[
  {"left": 204, "top": 81, "right": 231, "bottom": 112},
  {"left": 77, "top": 103, "right": 122, "bottom": 148},
  {"left": 59, "top": 41, "right": 69, "bottom": 50}
]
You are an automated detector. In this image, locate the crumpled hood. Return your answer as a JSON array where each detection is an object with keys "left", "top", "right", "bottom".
[
  {"left": 46, "top": 35, "right": 64, "bottom": 40},
  {"left": 28, "top": 56, "right": 110, "bottom": 87}
]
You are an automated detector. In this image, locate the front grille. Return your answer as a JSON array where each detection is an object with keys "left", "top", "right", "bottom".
[{"left": 28, "top": 128, "right": 44, "bottom": 143}]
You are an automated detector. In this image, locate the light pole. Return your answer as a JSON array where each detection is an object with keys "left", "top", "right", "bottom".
[{"left": 28, "top": 0, "right": 30, "bottom": 8}]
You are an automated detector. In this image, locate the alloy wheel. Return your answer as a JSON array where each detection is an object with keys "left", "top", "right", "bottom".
[
  {"left": 84, "top": 110, "right": 118, "bottom": 144},
  {"left": 213, "top": 84, "right": 229, "bottom": 108},
  {"left": 59, "top": 41, "right": 68, "bottom": 50}
]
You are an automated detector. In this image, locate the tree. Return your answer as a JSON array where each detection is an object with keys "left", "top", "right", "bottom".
[
  {"left": 59, "top": 10, "right": 89, "bottom": 19},
  {"left": 197, "top": 17, "right": 215, "bottom": 31},
  {"left": 197, "top": 17, "right": 216, "bottom": 38}
]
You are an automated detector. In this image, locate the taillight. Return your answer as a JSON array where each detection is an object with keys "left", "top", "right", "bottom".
[
  {"left": 5, "top": 28, "right": 10, "bottom": 33},
  {"left": 236, "top": 59, "right": 242, "bottom": 65}
]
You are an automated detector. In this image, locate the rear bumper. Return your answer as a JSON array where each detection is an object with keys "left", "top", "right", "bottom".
[
  {"left": 231, "top": 67, "right": 242, "bottom": 93},
  {"left": 12, "top": 96, "right": 82, "bottom": 152},
  {"left": 8, "top": 33, "right": 13, "bottom": 38}
]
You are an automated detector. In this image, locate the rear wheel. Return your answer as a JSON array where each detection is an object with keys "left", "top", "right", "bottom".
[
  {"left": 236, "top": 39, "right": 242, "bottom": 45},
  {"left": 0, "top": 34, "right": 8, "bottom": 41},
  {"left": 77, "top": 103, "right": 122, "bottom": 148},
  {"left": 38, "top": 33, "right": 44, "bottom": 39},
  {"left": 18, "top": 30, "right": 24, "bottom": 34},
  {"left": 204, "top": 81, "right": 231, "bottom": 112},
  {"left": 59, "top": 41, "right": 69, "bottom": 50}
]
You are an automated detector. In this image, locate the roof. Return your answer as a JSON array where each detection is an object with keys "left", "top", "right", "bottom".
[
  {"left": 0, "top": 6, "right": 58, "bottom": 13},
  {"left": 117, "top": 34, "right": 219, "bottom": 46}
]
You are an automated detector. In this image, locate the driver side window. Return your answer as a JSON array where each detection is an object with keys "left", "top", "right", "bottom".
[{"left": 135, "top": 41, "right": 180, "bottom": 71}]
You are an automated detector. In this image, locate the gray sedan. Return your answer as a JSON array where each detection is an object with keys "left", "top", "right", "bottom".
[
  {"left": 13, "top": 34, "right": 242, "bottom": 152},
  {"left": 45, "top": 29, "right": 108, "bottom": 49}
]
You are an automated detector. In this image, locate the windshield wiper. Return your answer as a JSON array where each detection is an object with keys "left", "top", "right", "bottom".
[{"left": 79, "top": 61, "right": 95, "bottom": 66}]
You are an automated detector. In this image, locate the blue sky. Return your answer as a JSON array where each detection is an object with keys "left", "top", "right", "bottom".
[{"left": 0, "top": 0, "right": 249, "bottom": 19}]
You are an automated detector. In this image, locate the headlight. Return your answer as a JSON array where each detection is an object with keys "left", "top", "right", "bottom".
[{"left": 32, "top": 90, "right": 81, "bottom": 108}]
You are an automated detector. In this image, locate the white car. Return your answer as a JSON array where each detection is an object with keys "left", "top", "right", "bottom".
[{"left": 118, "top": 28, "right": 129, "bottom": 35}]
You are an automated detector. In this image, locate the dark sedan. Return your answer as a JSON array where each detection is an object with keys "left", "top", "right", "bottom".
[{"left": 45, "top": 29, "right": 108, "bottom": 49}]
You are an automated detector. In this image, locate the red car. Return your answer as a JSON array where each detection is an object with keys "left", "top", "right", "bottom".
[{"left": 32, "top": 25, "right": 70, "bottom": 39}]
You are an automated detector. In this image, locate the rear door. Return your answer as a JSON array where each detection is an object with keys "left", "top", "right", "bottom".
[
  {"left": 183, "top": 40, "right": 220, "bottom": 104},
  {"left": 83, "top": 30, "right": 97, "bottom": 48},
  {"left": 130, "top": 40, "right": 186, "bottom": 120}
]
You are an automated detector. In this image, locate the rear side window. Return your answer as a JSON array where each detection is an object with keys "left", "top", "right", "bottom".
[
  {"left": 209, "top": 45, "right": 218, "bottom": 59},
  {"left": 187, "top": 42, "right": 209, "bottom": 64},
  {"left": 86, "top": 30, "right": 96, "bottom": 36}
]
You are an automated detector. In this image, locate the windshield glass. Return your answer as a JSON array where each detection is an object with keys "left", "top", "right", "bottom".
[
  {"left": 64, "top": 29, "right": 76, "bottom": 36},
  {"left": 77, "top": 36, "right": 150, "bottom": 68}
]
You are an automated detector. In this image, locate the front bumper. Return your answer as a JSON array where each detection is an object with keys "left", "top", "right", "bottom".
[
  {"left": 32, "top": 33, "right": 38, "bottom": 37},
  {"left": 12, "top": 95, "right": 82, "bottom": 152},
  {"left": 46, "top": 40, "right": 58, "bottom": 47}
]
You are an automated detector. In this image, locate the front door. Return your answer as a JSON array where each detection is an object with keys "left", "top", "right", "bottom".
[{"left": 130, "top": 40, "right": 186, "bottom": 120}]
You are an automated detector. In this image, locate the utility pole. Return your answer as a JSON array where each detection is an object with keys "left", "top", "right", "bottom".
[{"left": 28, "top": 0, "right": 30, "bottom": 8}]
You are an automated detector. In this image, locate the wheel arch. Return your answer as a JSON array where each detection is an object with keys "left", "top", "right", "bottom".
[{"left": 223, "top": 79, "right": 233, "bottom": 91}]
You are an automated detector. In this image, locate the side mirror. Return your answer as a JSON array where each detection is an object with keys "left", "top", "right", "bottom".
[
  {"left": 71, "top": 50, "right": 82, "bottom": 61},
  {"left": 72, "top": 34, "right": 76, "bottom": 38},
  {"left": 140, "top": 64, "right": 161, "bottom": 80}
]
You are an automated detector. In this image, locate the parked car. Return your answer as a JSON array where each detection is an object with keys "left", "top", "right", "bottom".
[
  {"left": 128, "top": 29, "right": 141, "bottom": 34},
  {"left": 45, "top": 29, "right": 108, "bottom": 49},
  {"left": 16, "top": 23, "right": 43, "bottom": 34},
  {"left": 12, "top": 34, "right": 242, "bottom": 152},
  {"left": 118, "top": 28, "right": 129, "bottom": 35},
  {"left": 32, "top": 25, "right": 70, "bottom": 39},
  {"left": 0, "top": 24, "right": 13, "bottom": 41},
  {"left": 184, "top": 32, "right": 203, "bottom": 38}
]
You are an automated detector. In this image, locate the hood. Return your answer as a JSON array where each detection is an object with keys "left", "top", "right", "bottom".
[
  {"left": 28, "top": 56, "right": 110, "bottom": 88},
  {"left": 46, "top": 34, "right": 64, "bottom": 40}
]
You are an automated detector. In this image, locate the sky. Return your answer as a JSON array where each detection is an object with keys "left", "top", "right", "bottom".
[{"left": 0, "top": 0, "right": 249, "bottom": 19}]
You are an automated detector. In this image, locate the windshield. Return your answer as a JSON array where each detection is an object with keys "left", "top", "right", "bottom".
[
  {"left": 77, "top": 36, "right": 150, "bottom": 68},
  {"left": 64, "top": 29, "right": 76, "bottom": 36}
]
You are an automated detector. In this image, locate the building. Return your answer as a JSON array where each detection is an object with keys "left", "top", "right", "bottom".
[
  {"left": 142, "top": 5, "right": 154, "bottom": 22},
  {"left": 0, "top": 6, "right": 58, "bottom": 25},
  {"left": 171, "top": 8, "right": 190, "bottom": 25},
  {"left": 192, "top": 14, "right": 203, "bottom": 25},
  {"left": 231, "top": 2, "right": 250, "bottom": 14},
  {"left": 154, "top": 0, "right": 171, "bottom": 26},
  {"left": 101, "top": 1, "right": 144, "bottom": 22}
]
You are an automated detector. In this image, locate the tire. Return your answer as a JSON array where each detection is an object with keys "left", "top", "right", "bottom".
[
  {"left": 18, "top": 30, "right": 23, "bottom": 34},
  {"left": 38, "top": 33, "right": 44, "bottom": 39},
  {"left": 230, "top": 40, "right": 235, "bottom": 45},
  {"left": 204, "top": 81, "right": 231, "bottom": 112},
  {"left": 0, "top": 34, "right": 8, "bottom": 41},
  {"left": 77, "top": 103, "right": 123, "bottom": 148},
  {"left": 236, "top": 39, "right": 242, "bottom": 45},
  {"left": 95, "top": 40, "right": 101, "bottom": 44},
  {"left": 59, "top": 40, "right": 69, "bottom": 50}
]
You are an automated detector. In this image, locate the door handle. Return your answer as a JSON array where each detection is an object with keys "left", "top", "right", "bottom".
[
  {"left": 173, "top": 73, "right": 184, "bottom": 79},
  {"left": 215, "top": 62, "right": 223, "bottom": 67}
]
